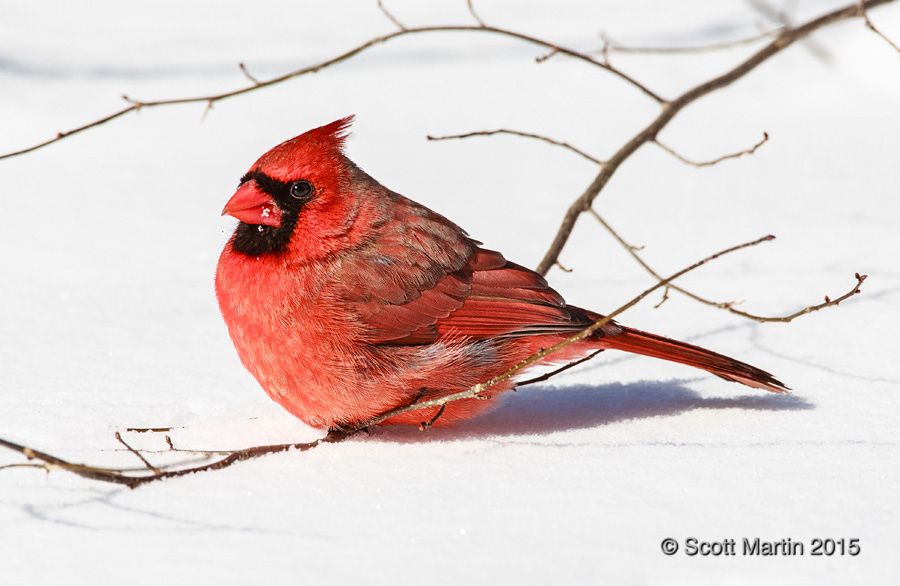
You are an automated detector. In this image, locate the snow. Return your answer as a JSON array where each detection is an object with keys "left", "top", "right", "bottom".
[{"left": 2, "top": 1, "right": 899, "bottom": 584}]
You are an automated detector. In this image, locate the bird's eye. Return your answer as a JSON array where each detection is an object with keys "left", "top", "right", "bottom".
[{"left": 290, "top": 180, "right": 314, "bottom": 200}]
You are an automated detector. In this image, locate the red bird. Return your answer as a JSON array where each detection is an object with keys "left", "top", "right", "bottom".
[{"left": 216, "top": 117, "right": 788, "bottom": 429}]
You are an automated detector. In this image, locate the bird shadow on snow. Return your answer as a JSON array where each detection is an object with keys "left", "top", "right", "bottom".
[{"left": 369, "top": 380, "right": 813, "bottom": 444}]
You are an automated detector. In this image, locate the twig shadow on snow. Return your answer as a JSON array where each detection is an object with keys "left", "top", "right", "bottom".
[{"left": 370, "top": 381, "right": 813, "bottom": 442}]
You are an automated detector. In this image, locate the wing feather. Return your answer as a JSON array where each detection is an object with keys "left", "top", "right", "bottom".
[{"left": 328, "top": 194, "right": 592, "bottom": 345}]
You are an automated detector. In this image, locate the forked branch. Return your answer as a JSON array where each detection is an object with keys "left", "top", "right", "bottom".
[
  {"left": 588, "top": 209, "right": 866, "bottom": 322},
  {"left": 859, "top": 0, "right": 900, "bottom": 52},
  {"left": 654, "top": 132, "right": 769, "bottom": 167},
  {"left": 0, "top": 17, "right": 662, "bottom": 161},
  {"left": 534, "top": 0, "right": 896, "bottom": 275}
]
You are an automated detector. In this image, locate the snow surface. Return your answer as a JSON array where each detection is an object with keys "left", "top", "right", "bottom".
[{"left": 2, "top": 1, "right": 899, "bottom": 584}]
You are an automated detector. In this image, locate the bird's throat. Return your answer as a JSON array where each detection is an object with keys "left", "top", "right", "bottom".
[{"left": 231, "top": 213, "right": 299, "bottom": 256}]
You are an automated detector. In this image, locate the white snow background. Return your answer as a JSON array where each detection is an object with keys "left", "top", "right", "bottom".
[{"left": 1, "top": 0, "right": 898, "bottom": 584}]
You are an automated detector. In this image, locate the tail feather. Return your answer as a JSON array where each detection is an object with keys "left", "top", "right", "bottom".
[{"left": 602, "top": 327, "right": 790, "bottom": 393}]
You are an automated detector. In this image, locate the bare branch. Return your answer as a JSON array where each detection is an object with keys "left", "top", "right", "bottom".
[
  {"left": 535, "top": 0, "right": 895, "bottom": 276},
  {"left": 125, "top": 427, "right": 174, "bottom": 433},
  {"left": 859, "top": 0, "right": 900, "bottom": 52},
  {"left": 737, "top": 273, "right": 867, "bottom": 323},
  {"left": 1, "top": 105, "right": 138, "bottom": 160},
  {"left": 428, "top": 128, "right": 603, "bottom": 165},
  {"left": 0, "top": 432, "right": 346, "bottom": 488},
  {"left": 536, "top": 48, "right": 560, "bottom": 63},
  {"left": 1, "top": 462, "right": 50, "bottom": 473},
  {"left": 7, "top": 1, "right": 888, "bottom": 164},
  {"left": 238, "top": 62, "right": 261, "bottom": 85},
  {"left": 654, "top": 286, "right": 672, "bottom": 309},
  {"left": 418, "top": 404, "right": 447, "bottom": 430},
  {"left": 516, "top": 349, "right": 605, "bottom": 387},
  {"left": 467, "top": 0, "right": 487, "bottom": 27},
  {"left": 115, "top": 431, "right": 159, "bottom": 473},
  {"left": 0, "top": 436, "right": 145, "bottom": 486},
  {"left": 655, "top": 132, "right": 769, "bottom": 167},
  {"left": 589, "top": 208, "right": 867, "bottom": 322},
  {"left": 121, "top": 94, "right": 144, "bottom": 108},
  {"left": 0, "top": 22, "right": 667, "bottom": 161},
  {"left": 377, "top": 0, "right": 406, "bottom": 30},
  {"left": 200, "top": 99, "right": 214, "bottom": 122}
]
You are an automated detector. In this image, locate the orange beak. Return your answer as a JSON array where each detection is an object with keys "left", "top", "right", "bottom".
[{"left": 221, "top": 180, "right": 283, "bottom": 227}]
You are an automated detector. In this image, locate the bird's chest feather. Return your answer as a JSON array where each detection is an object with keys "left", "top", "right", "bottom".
[
  {"left": 215, "top": 244, "right": 429, "bottom": 426},
  {"left": 215, "top": 249, "right": 362, "bottom": 383}
]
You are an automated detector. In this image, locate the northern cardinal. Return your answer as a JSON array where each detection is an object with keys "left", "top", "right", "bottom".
[{"left": 216, "top": 117, "right": 788, "bottom": 429}]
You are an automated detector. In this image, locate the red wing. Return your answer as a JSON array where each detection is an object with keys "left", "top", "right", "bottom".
[
  {"left": 361, "top": 271, "right": 471, "bottom": 343},
  {"left": 432, "top": 255, "right": 591, "bottom": 341},
  {"left": 329, "top": 194, "right": 590, "bottom": 345},
  {"left": 358, "top": 248, "right": 592, "bottom": 345},
  {"left": 329, "top": 193, "right": 476, "bottom": 343}
]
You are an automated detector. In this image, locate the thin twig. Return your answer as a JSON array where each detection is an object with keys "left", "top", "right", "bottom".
[
  {"left": 238, "top": 62, "right": 261, "bottom": 85},
  {"left": 121, "top": 94, "right": 143, "bottom": 108},
  {"left": 419, "top": 404, "right": 447, "bottom": 430},
  {"left": 516, "top": 349, "right": 605, "bottom": 386},
  {"left": 655, "top": 132, "right": 769, "bottom": 167},
  {"left": 0, "top": 463, "right": 48, "bottom": 472},
  {"left": 0, "top": 22, "right": 665, "bottom": 161},
  {"left": 200, "top": 99, "right": 214, "bottom": 122},
  {"left": 115, "top": 432, "right": 159, "bottom": 473},
  {"left": 467, "top": 0, "right": 487, "bottom": 27},
  {"left": 739, "top": 273, "right": 867, "bottom": 322},
  {"left": 428, "top": 129, "right": 604, "bottom": 165},
  {"left": 125, "top": 427, "right": 174, "bottom": 433},
  {"left": 534, "top": 0, "right": 895, "bottom": 276},
  {"left": 377, "top": 0, "right": 406, "bottom": 30},
  {"left": 0, "top": 432, "right": 346, "bottom": 488},
  {"left": 654, "top": 286, "right": 671, "bottom": 309},
  {"left": 589, "top": 208, "right": 867, "bottom": 322},
  {"left": 0, "top": 436, "right": 148, "bottom": 486},
  {"left": 859, "top": 0, "right": 900, "bottom": 52},
  {"left": 536, "top": 48, "right": 560, "bottom": 63}
]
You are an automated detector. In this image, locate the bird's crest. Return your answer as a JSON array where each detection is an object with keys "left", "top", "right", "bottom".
[{"left": 252, "top": 116, "right": 355, "bottom": 180}]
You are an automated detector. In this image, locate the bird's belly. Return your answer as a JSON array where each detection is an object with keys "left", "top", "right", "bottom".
[{"left": 224, "top": 296, "right": 375, "bottom": 426}]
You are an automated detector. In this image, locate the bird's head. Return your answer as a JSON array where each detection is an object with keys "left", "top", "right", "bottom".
[{"left": 222, "top": 116, "right": 369, "bottom": 258}]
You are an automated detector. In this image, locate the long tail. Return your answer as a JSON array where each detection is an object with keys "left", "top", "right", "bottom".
[{"left": 601, "top": 326, "right": 789, "bottom": 393}]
